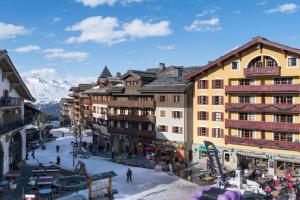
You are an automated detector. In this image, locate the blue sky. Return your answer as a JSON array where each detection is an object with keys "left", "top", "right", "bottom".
[{"left": 1, "top": 0, "right": 300, "bottom": 78}]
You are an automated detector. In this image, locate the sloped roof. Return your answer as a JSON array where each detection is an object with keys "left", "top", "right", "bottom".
[
  {"left": 99, "top": 65, "right": 112, "bottom": 78},
  {"left": 121, "top": 70, "right": 156, "bottom": 80},
  {"left": 0, "top": 50, "right": 35, "bottom": 101},
  {"left": 187, "top": 36, "right": 300, "bottom": 80}
]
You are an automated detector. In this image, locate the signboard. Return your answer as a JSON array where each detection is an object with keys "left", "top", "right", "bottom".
[
  {"left": 91, "top": 179, "right": 109, "bottom": 198},
  {"left": 25, "top": 194, "right": 36, "bottom": 200}
]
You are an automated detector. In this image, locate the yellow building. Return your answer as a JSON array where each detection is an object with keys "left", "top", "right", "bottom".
[{"left": 188, "top": 36, "right": 300, "bottom": 176}]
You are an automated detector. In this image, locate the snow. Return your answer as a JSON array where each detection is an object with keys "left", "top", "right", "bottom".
[{"left": 27, "top": 128, "right": 198, "bottom": 200}]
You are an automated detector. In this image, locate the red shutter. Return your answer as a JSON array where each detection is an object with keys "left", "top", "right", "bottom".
[
  {"left": 212, "top": 96, "right": 215, "bottom": 105},
  {"left": 206, "top": 128, "right": 209, "bottom": 136},
  {"left": 212, "top": 80, "right": 215, "bottom": 89},
  {"left": 197, "top": 112, "right": 200, "bottom": 120},
  {"left": 197, "top": 96, "right": 200, "bottom": 104},
  {"left": 221, "top": 96, "right": 224, "bottom": 105},
  {"left": 206, "top": 112, "right": 209, "bottom": 120},
  {"left": 205, "top": 80, "right": 209, "bottom": 89},
  {"left": 197, "top": 127, "right": 201, "bottom": 136},
  {"left": 221, "top": 129, "right": 224, "bottom": 138},
  {"left": 212, "top": 128, "right": 215, "bottom": 137},
  {"left": 221, "top": 112, "right": 224, "bottom": 121},
  {"left": 220, "top": 80, "right": 224, "bottom": 89},
  {"left": 206, "top": 96, "right": 209, "bottom": 105},
  {"left": 212, "top": 112, "right": 216, "bottom": 121},
  {"left": 197, "top": 80, "right": 200, "bottom": 89}
]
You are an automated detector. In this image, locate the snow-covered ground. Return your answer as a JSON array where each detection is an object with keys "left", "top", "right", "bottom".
[{"left": 27, "top": 128, "right": 198, "bottom": 200}]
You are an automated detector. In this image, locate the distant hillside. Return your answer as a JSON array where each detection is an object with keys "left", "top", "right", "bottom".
[{"left": 36, "top": 102, "right": 60, "bottom": 117}]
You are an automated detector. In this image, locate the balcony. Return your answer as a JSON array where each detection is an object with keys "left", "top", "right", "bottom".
[
  {"left": 107, "top": 114, "right": 156, "bottom": 123},
  {"left": 225, "top": 103, "right": 300, "bottom": 114},
  {"left": 225, "top": 135, "right": 300, "bottom": 152},
  {"left": 0, "top": 120, "right": 24, "bottom": 134},
  {"left": 225, "top": 84, "right": 300, "bottom": 94},
  {"left": 225, "top": 119, "right": 300, "bottom": 133},
  {"left": 107, "top": 100, "right": 155, "bottom": 108},
  {"left": 244, "top": 66, "right": 281, "bottom": 77},
  {"left": 107, "top": 127, "right": 155, "bottom": 138},
  {"left": 0, "top": 97, "right": 22, "bottom": 107}
]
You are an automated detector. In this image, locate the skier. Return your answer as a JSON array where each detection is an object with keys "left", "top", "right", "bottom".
[
  {"left": 168, "top": 162, "right": 173, "bottom": 176},
  {"left": 26, "top": 153, "right": 29, "bottom": 160},
  {"left": 56, "top": 155, "right": 61, "bottom": 165},
  {"left": 56, "top": 145, "right": 60, "bottom": 153},
  {"left": 127, "top": 168, "right": 133, "bottom": 182},
  {"left": 31, "top": 151, "right": 35, "bottom": 159}
]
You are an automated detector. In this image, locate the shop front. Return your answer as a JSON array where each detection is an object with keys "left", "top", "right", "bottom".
[
  {"left": 274, "top": 156, "right": 300, "bottom": 177},
  {"left": 155, "top": 140, "right": 185, "bottom": 161}
]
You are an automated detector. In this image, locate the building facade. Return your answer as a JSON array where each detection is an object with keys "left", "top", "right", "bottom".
[
  {"left": 0, "top": 50, "right": 35, "bottom": 179},
  {"left": 59, "top": 98, "right": 73, "bottom": 126},
  {"left": 188, "top": 36, "right": 300, "bottom": 176}
]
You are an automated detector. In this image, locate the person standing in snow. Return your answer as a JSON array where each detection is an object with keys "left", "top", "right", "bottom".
[
  {"left": 56, "top": 155, "right": 61, "bottom": 165},
  {"left": 56, "top": 145, "right": 60, "bottom": 153},
  {"left": 127, "top": 168, "right": 133, "bottom": 182},
  {"left": 168, "top": 162, "right": 173, "bottom": 176},
  {"left": 31, "top": 151, "right": 35, "bottom": 159}
]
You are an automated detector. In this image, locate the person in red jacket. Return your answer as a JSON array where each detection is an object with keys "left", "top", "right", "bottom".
[{"left": 264, "top": 185, "right": 271, "bottom": 197}]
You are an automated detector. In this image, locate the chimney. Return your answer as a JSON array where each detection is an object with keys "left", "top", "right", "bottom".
[
  {"left": 116, "top": 72, "right": 121, "bottom": 77},
  {"left": 159, "top": 63, "right": 166, "bottom": 70},
  {"left": 171, "top": 68, "right": 183, "bottom": 78}
]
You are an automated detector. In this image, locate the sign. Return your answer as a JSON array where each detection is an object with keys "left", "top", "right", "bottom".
[
  {"left": 25, "top": 194, "right": 36, "bottom": 200},
  {"left": 91, "top": 179, "right": 109, "bottom": 197}
]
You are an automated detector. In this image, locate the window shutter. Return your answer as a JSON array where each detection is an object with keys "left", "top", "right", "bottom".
[
  {"left": 206, "top": 96, "right": 209, "bottom": 105},
  {"left": 221, "top": 129, "right": 224, "bottom": 138},
  {"left": 220, "top": 80, "right": 224, "bottom": 89},
  {"left": 206, "top": 112, "right": 209, "bottom": 120},
  {"left": 206, "top": 128, "right": 209, "bottom": 136},
  {"left": 221, "top": 112, "right": 224, "bottom": 121},
  {"left": 197, "top": 127, "right": 201, "bottom": 136},
  {"left": 212, "top": 80, "right": 215, "bottom": 89},
  {"left": 197, "top": 96, "right": 200, "bottom": 104},
  {"left": 212, "top": 112, "right": 216, "bottom": 121},
  {"left": 197, "top": 80, "right": 200, "bottom": 89},
  {"left": 172, "top": 127, "right": 175, "bottom": 133},
  {"left": 212, "top": 96, "right": 215, "bottom": 105},
  {"left": 172, "top": 111, "right": 175, "bottom": 118},
  {"left": 180, "top": 112, "right": 183, "bottom": 118},
  {"left": 221, "top": 96, "right": 224, "bottom": 105},
  {"left": 212, "top": 128, "right": 215, "bottom": 137},
  {"left": 197, "top": 112, "right": 200, "bottom": 120},
  {"left": 179, "top": 127, "right": 183, "bottom": 134},
  {"left": 205, "top": 80, "right": 209, "bottom": 89}
]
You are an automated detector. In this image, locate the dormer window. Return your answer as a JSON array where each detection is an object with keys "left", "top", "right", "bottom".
[
  {"left": 133, "top": 81, "right": 138, "bottom": 85},
  {"left": 160, "top": 96, "right": 166, "bottom": 102},
  {"left": 288, "top": 57, "right": 297, "bottom": 67},
  {"left": 126, "top": 81, "right": 131, "bottom": 86}
]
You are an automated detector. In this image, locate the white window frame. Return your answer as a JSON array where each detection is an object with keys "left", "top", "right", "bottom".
[{"left": 231, "top": 61, "right": 240, "bottom": 71}]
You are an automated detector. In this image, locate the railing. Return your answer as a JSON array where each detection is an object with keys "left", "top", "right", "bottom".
[
  {"left": 225, "top": 135, "right": 300, "bottom": 151},
  {"left": 107, "top": 100, "right": 155, "bottom": 108},
  {"left": 225, "top": 103, "right": 300, "bottom": 114},
  {"left": 0, "top": 120, "right": 24, "bottom": 134},
  {"left": 225, "top": 84, "right": 300, "bottom": 94},
  {"left": 0, "top": 97, "right": 22, "bottom": 107},
  {"left": 107, "top": 114, "right": 156, "bottom": 123},
  {"left": 225, "top": 119, "right": 300, "bottom": 133},
  {"left": 107, "top": 127, "right": 155, "bottom": 138},
  {"left": 244, "top": 66, "right": 280, "bottom": 77}
]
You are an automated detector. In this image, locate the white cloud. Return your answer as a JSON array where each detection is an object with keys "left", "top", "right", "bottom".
[
  {"left": 44, "top": 48, "right": 88, "bottom": 61},
  {"left": 158, "top": 44, "right": 175, "bottom": 50},
  {"left": 197, "top": 7, "right": 220, "bottom": 17},
  {"left": 185, "top": 17, "right": 221, "bottom": 32},
  {"left": 266, "top": 3, "right": 298, "bottom": 14},
  {"left": 65, "top": 16, "right": 172, "bottom": 45},
  {"left": 257, "top": 1, "right": 267, "bottom": 6},
  {"left": 75, "top": 0, "right": 144, "bottom": 7},
  {"left": 0, "top": 22, "right": 29, "bottom": 39},
  {"left": 233, "top": 10, "right": 241, "bottom": 15},
  {"left": 15, "top": 45, "right": 41, "bottom": 53},
  {"left": 52, "top": 17, "right": 62, "bottom": 23}
]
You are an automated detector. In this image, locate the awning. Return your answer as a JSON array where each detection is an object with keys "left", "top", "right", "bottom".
[{"left": 199, "top": 145, "right": 207, "bottom": 151}]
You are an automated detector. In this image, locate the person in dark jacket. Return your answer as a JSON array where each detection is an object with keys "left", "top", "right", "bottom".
[
  {"left": 56, "top": 145, "right": 60, "bottom": 153},
  {"left": 56, "top": 155, "right": 61, "bottom": 165},
  {"left": 127, "top": 168, "right": 133, "bottom": 182}
]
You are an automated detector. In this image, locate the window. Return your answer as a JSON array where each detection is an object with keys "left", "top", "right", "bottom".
[
  {"left": 198, "top": 80, "right": 208, "bottom": 89},
  {"left": 158, "top": 125, "right": 167, "bottom": 132},
  {"left": 93, "top": 106, "right": 96, "bottom": 113},
  {"left": 160, "top": 110, "right": 166, "bottom": 117},
  {"left": 274, "top": 78, "right": 293, "bottom": 85},
  {"left": 3, "top": 90, "right": 9, "bottom": 97},
  {"left": 97, "top": 107, "right": 100, "bottom": 114},
  {"left": 160, "top": 96, "right": 166, "bottom": 102},
  {"left": 126, "top": 81, "right": 131, "bottom": 86},
  {"left": 198, "top": 127, "right": 208, "bottom": 136},
  {"left": 141, "top": 110, "right": 149, "bottom": 116},
  {"left": 267, "top": 59, "right": 276, "bottom": 67},
  {"left": 238, "top": 129, "right": 253, "bottom": 138},
  {"left": 213, "top": 112, "right": 223, "bottom": 121},
  {"left": 288, "top": 57, "right": 297, "bottom": 67},
  {"left": 120, "top": 109, "right": 126, "bottom": 115},
  {"left": 274, "top": 132, "right": 293, "bottom": 142},
  {"left": 172, "top": 126, "right": 182, "bottom": 134},
  {"left": 198, "top": 111, "right": 208, "bottom": 120},
  {"left": 198, "top": 96, "right": 208, "bottom": 105},
  {"left": 212, "top": 128, "right": 223, "bottom": 138},
  {"left": 172, "top": 111, "right": 182, "bottom": 118},
  {"left": 239, "top": 96, "right": 255, "bottom": 103},
  {"left": 239, "top": 79, "right": 254, "bottom": 86},
  {"left": 232, "top": 62, "right": 239, "bottom": 70},
  {"left": 274, "top": 96, "right": 293, "bottom": 104},
  {"left": 212, "top": 96, "right": 223, "bottom": 105},
  {"left": 212, "top": 80, "right": 223, "bottom": 89},
  {"left": 133, "top": 81, "right": 138, "bottom": 85},
  {"left": 174, "top": 96, "right": 180, "bottom": 103},
  {"left": 239, "top": 113, "right": 255, "bottom": 121},
  {"left": 274, "top": 114, "right": 293, "bottom": 123}
]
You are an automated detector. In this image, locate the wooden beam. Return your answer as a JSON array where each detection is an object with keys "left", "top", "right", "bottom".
[
  {"left": 9, "top": 83, "right": 21, "bottom": 92},
  {"left": 2, "top": 71, "right": 13, "bottom": 81}
]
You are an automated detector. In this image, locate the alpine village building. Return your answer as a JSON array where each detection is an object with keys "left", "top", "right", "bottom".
[
  {"left": 188, "top": 36, "right": 300, "bottom": 176},
  {"left": 67, "top": 37, "right": 300, "bottom": 176},
  {"left": 0, "top": 50, "right": 35, "bottom": 179}
]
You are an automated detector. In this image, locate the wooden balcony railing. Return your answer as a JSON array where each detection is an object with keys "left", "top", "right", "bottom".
[
  {"left": 225, "top": 119, "right": 300, "bottom": 133},
  {"left": 225, "top": 103, "right": 300, "bottom": 114},
  {"left": 107, "top": 100, "right": 155, "bottom": 108},
  {"left": 225, "top": 135, "right": 300, "bottom": 151},
  {"left": 107, "top": 127, "right": 155, "bottom": 138},
  {"left": 0, "top": 119, "right": 24, "bottom": 134},
  {"left": 225, "top": 84, "right": 300, "bottom": 94},
  {"left": 0, "top": 97, "right": 22, "bottom": 107},
  {"left": 107, "top": 114, "right": 155, "bottom": 123},
  {"left": 244, "top": 66, "right": 281, "bottom": 77}
]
